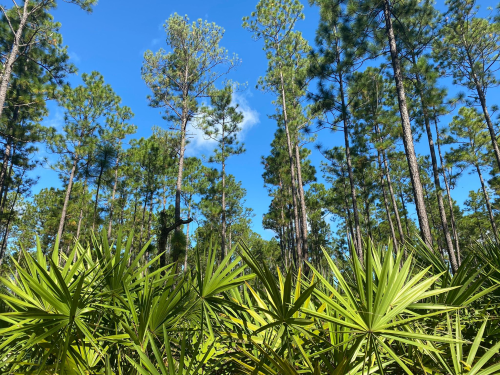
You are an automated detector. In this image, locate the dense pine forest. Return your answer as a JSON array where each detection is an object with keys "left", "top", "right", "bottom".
[{"left": 0, "top": 0, "right": 500, "bottom": 373}]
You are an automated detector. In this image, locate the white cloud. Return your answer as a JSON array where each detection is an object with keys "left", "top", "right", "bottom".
[
  {"left": 68, "top": 51, "right": 81, "bottom": 63},
  {"left": 185, "top": 91, "right": 259, "bottom": 156},
  {"left": 42, "top": 106, "right": 65, "bottom": 131}
]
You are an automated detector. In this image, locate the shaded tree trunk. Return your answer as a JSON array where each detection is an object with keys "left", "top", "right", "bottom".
[
  {"left": 383, "top": 0, "right": 433, "bottom": 247},
  {"left": 279, "top": 70, "right": 303, "bottom": 263},
  {"left": 415, "top": 75, "right": 458, "bottom": 271},
  {"left": 56, "top": 157, "right": 78, "bottom": 252},
  {"left": 475, "top": 163, "right": 498, "bottom": 241},
  {"left": 295, "top": 143, "right": 308, "bottom": 261}
]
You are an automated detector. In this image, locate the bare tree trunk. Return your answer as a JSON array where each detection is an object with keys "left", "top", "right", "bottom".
[
  {"left": 377, "top": 150, "right": 398, "bottom": 249},
  {"left": 279, "top": 70, "right": 302, "bottom": 263},
  {"left": 0, "top": 1, "right": 30, "bottom": 120},
  {"left": 184, "top": 203, "right": 191, "bottom": 270},
  {"left": 338, "top": 73, "right": 363, "bottom": 262},
  {"left": 382, "top": 151, "right": 405, "bottom": 243},
  {"left": 75, "top": 178, "right": 88, "bottom": 242},
  {"left": 416, "top": 78, "right": 458, "bottom": 271},
  {"left": 222, "top": 139, "right": 227, "bottom": 259},
  {"left": 0, "top": 144, "right": 15, "bottom": 215},
  {"left": 0, "top": 170, "right": 23, "bottom": 265},
  {"left": 400, "top": 191, "right": 411, "bottom": 237},
  {"left": 0, "top": 138, "right": 12, "bottom": 198},
  {"left": 56, "top": 157, "right": 78, "bottom": 252},
  {"left": 383, "top": 0, "right": 433, "bottom": 248},
  {"left": 294, "top": 143, "right": 308, "bottom": 261},
  {"left": 434, "top": 117, "right": 461, "bottom": 260},
  {"left": 108, "top": 154, "right": 120, "bottom": 237},
  {"left": 138, "top": 195, "right": 148, "bottom": 249},
  {"left": 475, "top": 164, "right": 498, "bottom": 241},
  {"left": 173, "top": 117, "right": 187, "bottom": 264},
  {"left": 92, "top": 166, "right": 105, "bottom": 232}
]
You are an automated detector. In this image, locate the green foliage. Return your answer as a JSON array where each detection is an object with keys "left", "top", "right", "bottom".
[{"left": 0, "top": 230, "right": 498, "bottom": 374}]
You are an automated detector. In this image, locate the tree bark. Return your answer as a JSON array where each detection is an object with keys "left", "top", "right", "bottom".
[
  {"left": 0, "top": 138, "right": 12, "bottom": 199},
  {"left": 377, "top": 150, "right": 398, "bottom": 249},
  {"left": 75, "top": 178, "right": 88, "bottom": 242},
  {"left": 0, "top": 1, "right": 30, "bottom": 120},
  {"left": 381, "top": 151, "right": 405, "bottom": 243},
  {"left": 415, "top": 76, "right": 459, "bottom": 271},
  {"left": 56, "top": 157, "right": 78, "bottom": 252},
  {"left": 434, "top": 117, "right": 461, "bottom": 261},
  {"left": 279, "top": 69, "right": 303, "bottom": 264},
  {"left": 184, "top": 203, "right": 191, "bottom": 270},
  {"left": 383, "top": 0, "right": 433, "bottom": 248},
  {"left": 221, "top": 137, "right": 227, "bottom": 260},
  {"left": 294, "top": 143, "right": 308, "bottom": 262},
  {"left": 338, "top": 76, "right": 364, "bottom": 262},
  {"left": 108, "top": 154, "right": 120, "bottom": 237},
  {"left": 475, "top": 163, "right": 498, "bottom": 241},
  {"left": 173, "top": 116, "right": 187, "bottom": 263}
]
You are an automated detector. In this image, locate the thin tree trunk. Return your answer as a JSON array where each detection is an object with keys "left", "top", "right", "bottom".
[
  {"left": 108, "top": 154, "right": 120, "bottom": 237},
  {"left": 294, "top": 143, "right": 308, "bottom": 261},
  {"left": 222, "top": 138, "right": 227, "bottom": 259},
  {"left": 92, "top": 166, "right": 105, "bottom": 231},
  {"left": 382, "top": 151, "right": 405, "bottom": 242},
  {"left": 467, "top": 56, "right": 500, "bottom": 172},
  {"left": 0, "top": 171, "right": 23, "bottom": 264},
  {"left": 75, "top": 178, "right": 88, "bottom": 242},
  {"left": 0, "top": 1, "right": 30, "bottom": 120},
  {"left": 56, "top": 157, "right": 78, "bottom": 252},
  {"left": 383, "top": 0, "right": 433, "bottom": 247},
  {"left": 400, "top": 191, "right": 411, "bottom": 237},
  {"left": 0, "top": 144, "right": 15, "bottom": 214},
  {"left": 338, "top": 72, "right": 364, "bottom": 262},
  {"left": 279, "top": 69, "right": 302, "bottom": 263},
  {"left": 138, "top": 195, "right": 148, "bottom": 249},
  {"left": 475, "top": 164, "right": 498, "bottom": 241},
  {"left": 434, "top": 117, "right": 461, "bottom": 261},
  {"left": 173, "top": 116, "right": 187, "bottom": 264},
  {"left": 377, "top": 150, "right": 398, "bottom": 249},
  {"left": 415, "top": 74, "right": 458, "bottom": 271},
  {"left": 184, "top": 203, "right": 191, "bottom": 270},
  {"left": 0, "top": 138, "right": 12, "bottom": 199}
]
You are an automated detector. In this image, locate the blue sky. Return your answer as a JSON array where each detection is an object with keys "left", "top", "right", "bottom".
[{"left": 36, "top": 0, "right": 498, "bottom": 240}]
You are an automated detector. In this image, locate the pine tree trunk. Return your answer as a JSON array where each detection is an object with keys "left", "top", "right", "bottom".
[
  {"left": 0, "top": 1, "right": 30, "bottom": 120},
  {"left": 400, "top": 191, "right": 411, "bottom": 237},
  {"left": 338, "top": 71, "right": 364, "bottom": 262},
  {"left": 173, "top": 117, "right": 187, "bottom": 263},
  {"left": 342, "top": 172, "right": 356, "bottom": 250},
  {"left": 475, "top": 163, "right": 498, "bottom": 241},
  {"left": 279, "top": 70, "right": 302, "bottom": 263},
  {"left": 377, "top": 150, "right": 399, "bottom": 249},
  {"left": 382, "top": 151, "right": 405, "bottom": 243},
  {"left": 108, "top": 154, "right": 120, "bottom": 238},
  {"left": 92, "top": 166, "right": 105, "bottom": 232},
  {"left": 76, "top": 178, "right": 88, "bottom": 242},
  {"left": 0, "top": 178, "right": 22, "bottom": 265},
  {"left": 222, "top": 139, "right": 227, "bottom": 260},
  {"left": 466, "top": 54, "right": 500, "bottom": 172},
  {"left": 0, "top": 145, "right": 15, "bottom": 215},
  {"left": 56, "top": 157, "right": 78, "bottom": 252},
  {"left": 434, "top": 117, "right": 461, "bottom": 260},
  {"left": 294, "top": 143, "right": 308, "bottom": 261},
  {"left": 0, "top": 138, "right": 12, "bottom": 200},
  {"left": 138, "top": 195, "right": 148, "bottom": 249},
  {"left": 383, "top": 0, "right": 433, "bottom": 248},
  {"left": 184, "top": 203, "right": 191, "bottom": 270},
  {"left": 416, "top": 76, "right": 459, "bottom": 271}
]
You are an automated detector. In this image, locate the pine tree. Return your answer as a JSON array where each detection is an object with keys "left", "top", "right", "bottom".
[
  {"left": 142, "top": 14, "right": 238, "bottom": 265},
  {"left": 50, "top": 71, "right": 120, "bottom": 250},
  {"left": 199, "top": 85, "right": 245, "bottom": 258}
]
